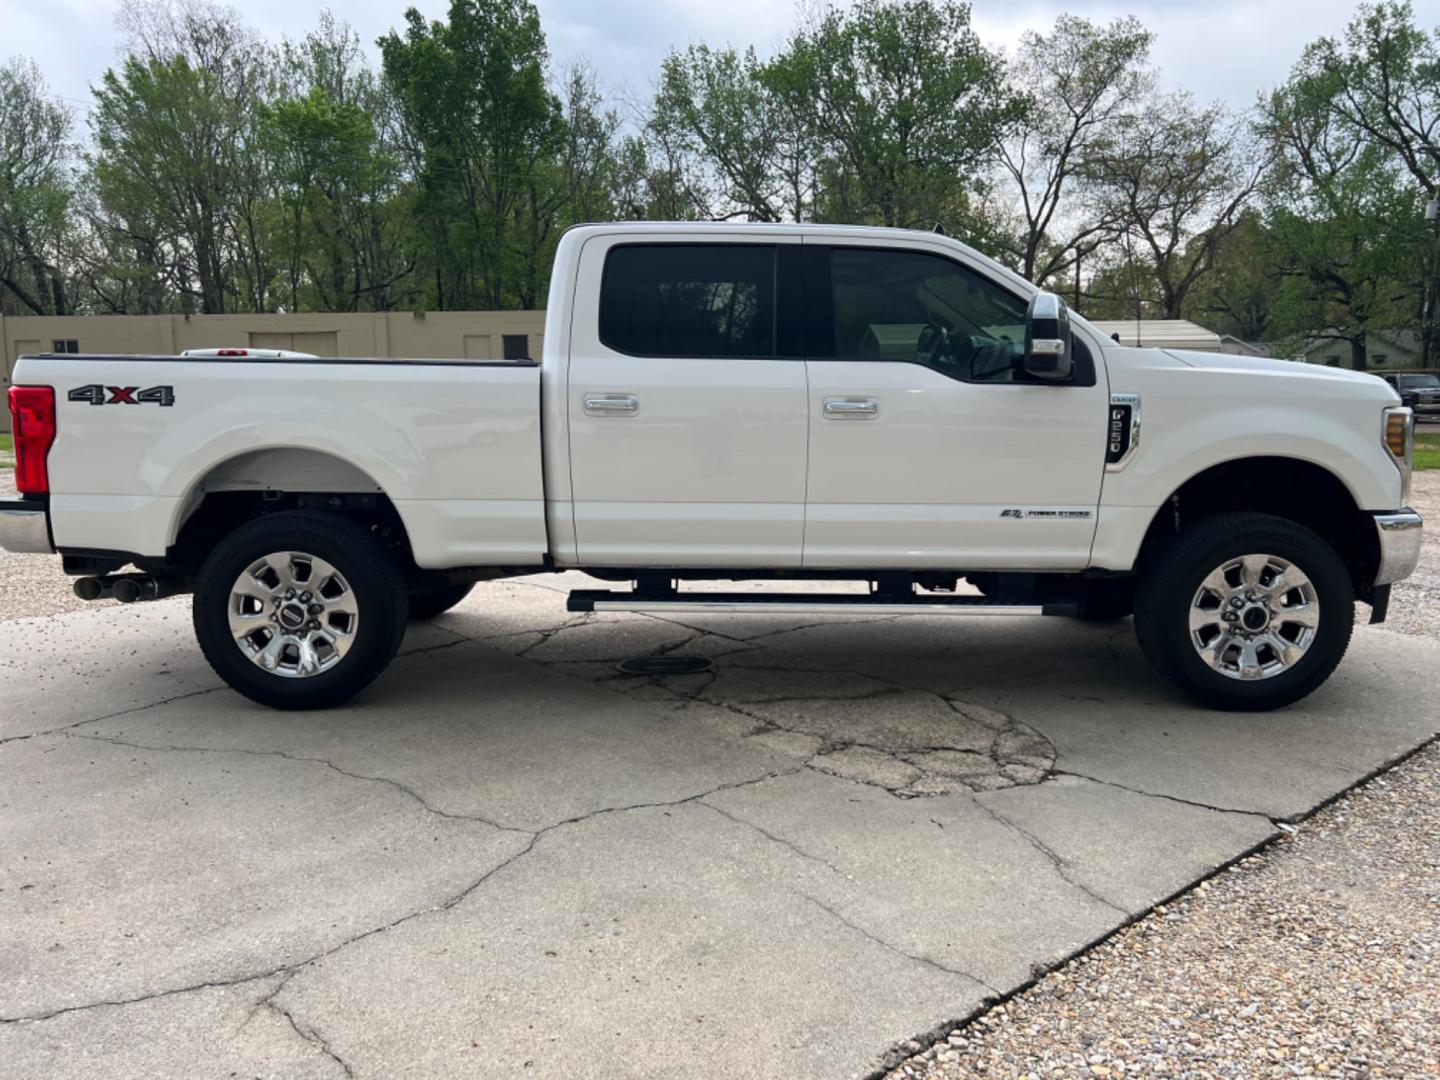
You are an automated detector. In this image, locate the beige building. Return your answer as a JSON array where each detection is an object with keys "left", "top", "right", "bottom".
[
  {"left": 2, "top": 310, "right": 546, "bottom": 430},
  {"left": 1088, "top": 319, "right": 1224, "bottom": 352}
]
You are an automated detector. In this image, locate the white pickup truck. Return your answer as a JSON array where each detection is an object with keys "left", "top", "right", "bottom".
[{"left": 2, "top": 223, "right": 1423, "bottom": 711}]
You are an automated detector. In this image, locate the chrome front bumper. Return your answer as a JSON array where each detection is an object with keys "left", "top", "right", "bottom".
[
  {"left": 1374, "top": 509, "right": 1423, "bottom": 586},
  {"left": 0, "top": 498, "right": 53, "bottom": 554}
]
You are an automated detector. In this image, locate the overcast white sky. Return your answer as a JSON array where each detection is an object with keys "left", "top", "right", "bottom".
[{"left": 4, "top": 0, "right": 1439, "bottom": 119}]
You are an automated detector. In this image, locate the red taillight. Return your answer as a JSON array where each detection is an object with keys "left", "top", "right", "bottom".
[
  {"left": 217, "top": 348, "right": 247, "bottom": 356},
  {"left": 8, "top": 386, "right": 57, "bottom": 495}
]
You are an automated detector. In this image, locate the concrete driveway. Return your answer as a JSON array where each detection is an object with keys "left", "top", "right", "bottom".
[{"left": 1, "top": 577, "right": 1436, "bottom": 1078}]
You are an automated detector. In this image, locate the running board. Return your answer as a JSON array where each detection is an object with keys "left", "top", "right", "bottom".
[{"left": 566, "top": 590, "right": 1078, "bottom": 617}]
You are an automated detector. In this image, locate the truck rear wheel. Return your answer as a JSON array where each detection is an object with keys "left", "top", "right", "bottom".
[
  {"left": 193, "top": 511, "right": 408, "bottom": 710},
  {"left": 1134, "top": 512, "right": 1353, "bottom": 711}
]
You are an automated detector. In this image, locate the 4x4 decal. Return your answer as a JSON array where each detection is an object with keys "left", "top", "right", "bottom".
[{"left": 68, "top": 384, "right": 175, "bottom": 407}]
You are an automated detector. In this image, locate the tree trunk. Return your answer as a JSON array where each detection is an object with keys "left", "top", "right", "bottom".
[{"left": 1349, "top": 334, "right": 1367, "bottom": 373}]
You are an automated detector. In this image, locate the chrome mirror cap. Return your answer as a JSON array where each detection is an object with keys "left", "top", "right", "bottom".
[{"left": 1024, "top": 291, "right": 1073, "bottom": 379}]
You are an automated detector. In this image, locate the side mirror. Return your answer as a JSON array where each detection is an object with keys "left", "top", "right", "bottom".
[{"left": 1024, "top": 291, "right": 1073, "bottom": 380}]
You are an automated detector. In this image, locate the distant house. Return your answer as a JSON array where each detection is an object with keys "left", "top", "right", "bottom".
[
  {"left": 1219, "top": 335, "right": 1271, "bottom": 357},
  {"left": 1087, "top": 319, "right": 1223, "bottom": 352},
  {"left": 1296, "top": 329, "right": 1421, "bottom": 369}
]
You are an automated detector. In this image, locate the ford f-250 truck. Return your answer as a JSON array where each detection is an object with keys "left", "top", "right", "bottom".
[{"left": 1, "top": 223, "right": 1423, "bottom": 711}]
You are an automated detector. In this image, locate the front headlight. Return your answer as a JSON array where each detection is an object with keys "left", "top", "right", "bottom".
[{"left": 1383, "top": 406, "right": 1414, "bottom": 504}]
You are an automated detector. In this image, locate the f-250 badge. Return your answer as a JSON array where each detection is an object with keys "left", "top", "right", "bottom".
[{"left": 68, "top": 384, "right": 175, "bottom": 407}]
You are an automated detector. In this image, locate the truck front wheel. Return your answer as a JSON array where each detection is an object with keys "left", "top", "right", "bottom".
[
  {"left": 1134, "top": 513, "right": 1354, "bottom": 711},
  {"left": 193, "top": 511, "right": 408, "bottom": 709}
]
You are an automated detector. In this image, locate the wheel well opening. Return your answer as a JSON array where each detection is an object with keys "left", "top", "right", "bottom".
[
  {"left": 171, "top": 450, "right": 415, "bottom": 576},
  {"left": 1137, "top": 457, "right": 1379, "bottom": 590}
]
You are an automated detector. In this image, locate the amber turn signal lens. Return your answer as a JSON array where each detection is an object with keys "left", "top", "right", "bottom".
[{"left": 1385, "top": 410, "right": 1411, "bottom": 459}]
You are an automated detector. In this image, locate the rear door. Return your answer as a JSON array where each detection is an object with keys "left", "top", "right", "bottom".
[
  {"left": 566, "top": 235, "right": 808, "bottom": 567},
  {"left": 801, "top": 241, "right": 1109, "bottom": 569}
]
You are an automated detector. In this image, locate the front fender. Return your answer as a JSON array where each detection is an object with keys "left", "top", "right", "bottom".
[
  {"left": 1102, "top": 365, "right": 1400, "bottom": 513},
  {"left": 1091, "top": 362, "right": 1402, "bottom": 572}
]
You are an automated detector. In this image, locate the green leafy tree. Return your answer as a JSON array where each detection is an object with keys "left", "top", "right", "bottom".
[
  {"left": 1183, "top": 210, "right": 1281, "bottom": 341},
  {"left": 0, "top": 57, "right": 74, "bottom": 315},
  {"left": 1261, "top": 51, "right": 1424, "bottom": 370},
  {"left": 266, "top": 14, "right": 414, "bottom": 311},
  {"left": 649, "top": 44, "right": 817, "bottom": 221},
  {"left": 766, "top": 0, "right": 1025, "bottom": 233},
  {"left": 510, "top": 64, "right": 619, "bottom": 307},
  {"left": 1296, "top": 2, "right": 1438, "bottom": 363},
  {"left": 381, "top": 0, "right": 562, "bottom": 310},
  {"left": 610, "top": 134, "right": 695, "bottom": 222},
  {"left": 996, "top": 15, "right": 1154, "bottom": 287},
  {"left": 89, "top": 0, "right": 276, "bottom": 313},
  {"left": 1086, "top": 93, "right": 1266, "bottom": 319}
]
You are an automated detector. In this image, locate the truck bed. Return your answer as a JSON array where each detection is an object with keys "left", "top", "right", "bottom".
[{"left": 14, "top": 353, "right": 546, "bottom": 569}]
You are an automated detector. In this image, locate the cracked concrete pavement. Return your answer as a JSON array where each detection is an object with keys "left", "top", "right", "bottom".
[{"left": 1, "top": 575, "right": 1436, "bottom": 1078}]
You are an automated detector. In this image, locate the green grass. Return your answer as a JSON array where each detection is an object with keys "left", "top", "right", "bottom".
[
  {"left": 0, "top": 433, "right": 11, "bottom": 469},
  {"left": 1416, "top": 430, "right": 1440, "bottom": 471}
]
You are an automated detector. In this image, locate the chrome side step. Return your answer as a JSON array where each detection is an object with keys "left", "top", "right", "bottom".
[{"left": 566, "top": 590, "right": 1076, "bottom": 617}]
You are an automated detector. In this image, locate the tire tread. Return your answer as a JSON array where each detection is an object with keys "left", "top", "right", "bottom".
[
  {"left": 1134, "top": 512, "right": 1354, "bottom": 711},
  {"left": 193, "top": 511, "right": 407, "bottom": 709}
]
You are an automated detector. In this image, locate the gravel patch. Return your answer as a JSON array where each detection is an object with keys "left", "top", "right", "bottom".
[
  {"left": 890, "top": 741, "right": 1440, "bottom": 1080},
  {"left": 1383, "top": 469, "right": 1440, "bottom": 639},
  {"left": 0, "top": 469, "right": 120, "bottom": 619}
]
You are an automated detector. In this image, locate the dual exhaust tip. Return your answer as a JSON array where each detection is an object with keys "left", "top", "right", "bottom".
[{"left": 73, "top": 574, "right": 178, "bottom": 604}]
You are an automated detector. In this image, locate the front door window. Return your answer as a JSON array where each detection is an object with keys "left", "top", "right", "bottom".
[{"left": 827, "top": 248, "right": 1029, "bottom": 383}]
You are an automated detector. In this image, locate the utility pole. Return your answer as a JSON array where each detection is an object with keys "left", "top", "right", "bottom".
[{"left": 1425, "top": 193, "right": 1440, "bottom": 369}]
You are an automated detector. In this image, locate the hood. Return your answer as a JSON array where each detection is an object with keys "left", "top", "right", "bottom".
[{"left": 1162, "top": 349, "right": 1397, "bottom": 397}]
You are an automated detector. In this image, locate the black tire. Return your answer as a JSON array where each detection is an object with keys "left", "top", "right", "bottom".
[
  {"left": 408, "top": 582, "right": 475, "bottom": 620},
  {"left": 1076, "top": 578, "right": 1136, "bottom": 622},
  {"left": 1134, "top": 512, "right": 1354, "bottom": 711},
  {"left": 193, "top": 511, "right": 408, "bottom": 710}
]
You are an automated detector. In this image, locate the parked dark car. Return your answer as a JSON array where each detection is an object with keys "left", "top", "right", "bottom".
[{"left": 1380, "top": 372, "right": 1440, "bottom": 417}]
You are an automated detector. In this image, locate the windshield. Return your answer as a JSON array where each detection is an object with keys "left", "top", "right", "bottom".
[{"left": 1401, "top": 375, "right": 1440, "bottom": 389}]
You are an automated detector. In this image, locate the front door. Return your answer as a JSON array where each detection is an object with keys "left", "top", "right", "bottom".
[
  {"left": 567, "top": 237, "right": 808, "bottom": 567},
  {"left": 802, "top": 242, "right": 1109, "bottom": 570}
]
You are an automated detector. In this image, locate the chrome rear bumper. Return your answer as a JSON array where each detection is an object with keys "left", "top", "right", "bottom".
[
  {"left": 0, "top": 498, "right": 52, "bottom": 553},
  {"left": 1374, "top": 509, "right": 1423, "bottom": 586}
]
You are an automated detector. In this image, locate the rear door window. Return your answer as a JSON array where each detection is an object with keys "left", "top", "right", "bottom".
[{"left": 600, "top": 244, "right": 777, "bottom": 358}]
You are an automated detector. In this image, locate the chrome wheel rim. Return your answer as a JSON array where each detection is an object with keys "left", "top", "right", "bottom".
[
  {"left": 228, "top": 551, "right": 359, "bottom": 678},
  {"left": 1189, "top": 554, "right": 1320, "bottom": 682}
]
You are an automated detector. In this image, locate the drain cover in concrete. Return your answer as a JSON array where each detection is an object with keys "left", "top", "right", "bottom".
[{"left": 615, "top": 655, "right": 715, "bottom": 676}]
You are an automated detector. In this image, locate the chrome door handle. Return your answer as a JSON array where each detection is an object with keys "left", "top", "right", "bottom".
[
  {"left": 823, "top": 397, "right": 878, "bottom": 419},
  {"left": 584, "top": 394, "right": 639, "bottom": 415}
]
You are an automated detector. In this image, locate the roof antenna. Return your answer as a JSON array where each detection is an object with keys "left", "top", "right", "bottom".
[{"left": 932, "top": 223, "right": 948, "bottom": 237}]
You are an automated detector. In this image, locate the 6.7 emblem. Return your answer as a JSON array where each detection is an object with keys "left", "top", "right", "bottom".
[{"left": 68, "top": 384, "right": 175, "bottom": 407}]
